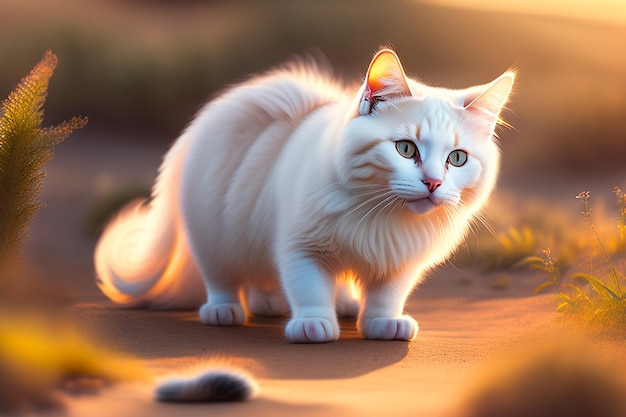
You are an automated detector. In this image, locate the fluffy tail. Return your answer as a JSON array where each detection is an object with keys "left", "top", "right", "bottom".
[
  {"left": 94, "top": 135, "right": 205, "bottom": 309},
  {"left": 155, "top": 368, "right": 257, "bottom": 403}
]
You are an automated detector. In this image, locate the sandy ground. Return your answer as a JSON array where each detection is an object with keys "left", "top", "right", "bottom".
[{"left": 18, "top": 130, "right": 625, "bottom": 416}]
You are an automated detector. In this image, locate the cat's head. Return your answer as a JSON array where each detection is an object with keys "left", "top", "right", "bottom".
[{"left": 336, "top": 49, "right": 514, "bottom": 218}]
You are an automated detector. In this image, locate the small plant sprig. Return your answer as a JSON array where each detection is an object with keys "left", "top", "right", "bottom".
[
  {"left": 514, "top": 248, "right": 561, "bottom": 294},
  {"left": 561, "top": 191, "right": 625, "bottom": 327},
  {"left": 614, "top": 186, "right": 626, "bottom": 250},
  {"left": 0, "top": 50, "right": 87, "bottom": 272},
  {"left": 575, "top": 191, "right": 624, "bottom": 293},
  {"left": 576, "top": 191, "right": 616, "bottom": 273},
  {"left": 570, "top": 191, "right": 625, "bottom": 327}
]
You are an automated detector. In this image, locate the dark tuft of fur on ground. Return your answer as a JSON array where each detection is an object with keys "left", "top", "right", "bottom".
[{"left": 156, "top": 369, "right": 255, "bottom": 403}]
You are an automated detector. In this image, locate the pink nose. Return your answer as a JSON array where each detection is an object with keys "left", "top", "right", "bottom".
[{"left": 422, "top": 178, "right": 442, "bottom": 193}]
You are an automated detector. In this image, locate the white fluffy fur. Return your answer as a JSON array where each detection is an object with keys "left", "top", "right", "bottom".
[{"left": 95, "top": 49, "right": 514, "bottom": 343}]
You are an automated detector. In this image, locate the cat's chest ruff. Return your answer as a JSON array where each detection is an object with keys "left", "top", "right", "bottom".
[{"left": 313, "top": 210, "right": 436, "bottom": 280}]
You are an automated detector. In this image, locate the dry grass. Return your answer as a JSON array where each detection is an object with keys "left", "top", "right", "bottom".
[
  {"left": 454, "top": 192, "right": 581, "bottom": 275},
  {"left": 512, "top": 188, "right": 626, "bottom": 330},
  {"left": 0, "top": 50, "right": 86, "bottom": 273}
]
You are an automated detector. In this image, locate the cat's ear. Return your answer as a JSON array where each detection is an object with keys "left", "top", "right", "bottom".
[
  {"left": 462, "top": 71, "right": 515, "bottom": 122},
  {"left": 358, "top": 49, "right": 412, "bottom": 115}
]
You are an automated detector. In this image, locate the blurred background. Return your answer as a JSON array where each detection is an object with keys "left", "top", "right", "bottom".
[{"left": 2, "top": 0, "right": 625, "bottom": 175}]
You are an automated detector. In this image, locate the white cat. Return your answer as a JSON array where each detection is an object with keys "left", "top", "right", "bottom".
[{"left": 95, "top": 48, "right": 514, "bottom": 346}]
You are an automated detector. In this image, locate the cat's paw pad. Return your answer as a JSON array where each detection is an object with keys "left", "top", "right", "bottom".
[
  {"left": 247, "top": 290, "right": 290, "bottom": 317},
  {"left": 359, "top": 315, "right": 418, "bottom": 341},
  {"left": 199, "top": 303, "right": 246, "bottom": 326},
  {"left": 335, "top": 298, "right": 360, "bottom": 318},
  {"left": 285, "top": 317, "right": 339, "bottom": 343}
]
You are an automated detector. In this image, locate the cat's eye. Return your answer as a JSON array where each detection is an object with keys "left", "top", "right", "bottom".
[
  {"left": 395, "top": 140, "right": 417, "bottom": 159},
  {"left": 447, "top": 150, "right": 468, "bottom": 167}
]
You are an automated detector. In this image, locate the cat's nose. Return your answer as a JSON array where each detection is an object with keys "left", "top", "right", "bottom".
[{"left": 422, "top": 178, "right": 442, "bottom": 193}]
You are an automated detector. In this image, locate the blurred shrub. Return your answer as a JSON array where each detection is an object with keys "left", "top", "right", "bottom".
[
  {"left": 0, "top": 312, "right": 146, "bottom": 414},
  {"left": 461, "top": 339, "right": 626, "bottom": 417}
]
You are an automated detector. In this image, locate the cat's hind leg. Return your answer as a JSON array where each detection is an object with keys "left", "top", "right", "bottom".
[
  {"left": 335, "top": 280, "right": 360, "bottom": 318},
  {"left": 199, "top": 284, "right": 246, "bottom": 326},
  {"left": 279, "top": 253, "right": 339, "bottom": 343},
  {"left": 358, "top": 272, "right": 418, "bottom": 341},
  {"left": 246, "top": 285, "right": 290, "bottom": 317}
]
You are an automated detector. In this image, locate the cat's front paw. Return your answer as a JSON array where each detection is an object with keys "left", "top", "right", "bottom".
[
  {"left": 285, "top": 317, "right": 339, "bottom": 343},
  {"left": 359, "top": 315, "right": 418, "bottom": 341},
  {"left": 199, "top": 302, "right": 246, "bottom": 326}
]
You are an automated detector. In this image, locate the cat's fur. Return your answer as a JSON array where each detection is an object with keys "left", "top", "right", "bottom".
[
  {"left": 155, "top": 368, "right": 256, "bottom": 403},
  {"left": 95, "top": 49, "right": 514, "bottom": 347}
]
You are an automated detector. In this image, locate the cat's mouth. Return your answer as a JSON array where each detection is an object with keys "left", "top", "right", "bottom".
[{"left": 405, "top": 197, "right": 439, "bottom": 215}]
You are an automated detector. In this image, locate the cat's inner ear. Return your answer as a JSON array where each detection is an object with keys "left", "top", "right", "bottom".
[
  {"left": 358, "top": 49, "right": 412, "bottom": 115},
  {"left": 463, "top": 71, "right": 515, "bottom": 121}
]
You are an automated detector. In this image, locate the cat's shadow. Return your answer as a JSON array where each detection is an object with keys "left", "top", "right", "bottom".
[
  {"left": 96, "top": 307, "right": 409, "bottom": 380},
  {"left": 239, "top": 316, "right": 411, "bottom": 379}
]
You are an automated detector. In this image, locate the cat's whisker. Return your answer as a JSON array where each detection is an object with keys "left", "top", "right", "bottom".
[
  {"left": 372, "top": 195, "right": 404, "bottom": 229},
  {"left": 471, "top": 210, "right": 498, "bottom": 239},
  {"left": 341, "top": 189, "right": 394, "bottom": 218},
  {"left": 329, "top": 189, "right": 397, "bottom": 243},
  {"left": 353, "top": 193, "right": 400, "bottom": 234}
]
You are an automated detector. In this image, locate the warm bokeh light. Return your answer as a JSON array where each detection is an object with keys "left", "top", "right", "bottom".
[{"left": 421, "top": 0, "right": 626, "bottom": 26}]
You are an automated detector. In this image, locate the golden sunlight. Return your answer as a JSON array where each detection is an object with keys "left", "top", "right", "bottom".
[{"left": 419, "top": 0, "right": 626, "bottom": 26}]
